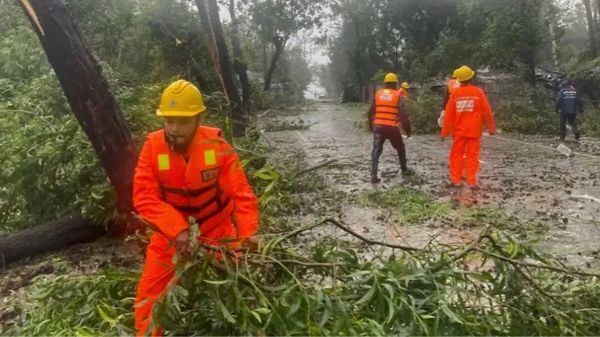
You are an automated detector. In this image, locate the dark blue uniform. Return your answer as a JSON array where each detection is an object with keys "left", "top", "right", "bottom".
[{"left": 555, "top": 83, "right": 583, "bottom": 140}]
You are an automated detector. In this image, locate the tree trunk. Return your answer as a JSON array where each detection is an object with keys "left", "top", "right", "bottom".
[
  {"left": 584, "top": 0, "right": 598, "bottom": 58},
  {"left": 0, "top": 215, "right": 103, "bottom": 265},
  {"left": 18, "top": 0, "right": 135, "bottom": 223},
  {"left": 228, "top": 0, "right": 252, "bottom": 116},
  {"left": 187, "top": 51, "right": 211, "bottom": 90},
  {"left": 263, "top": 37, "right": 286, "bottom": 91},
  {"left": 195, "top": 0, "right": 246, "bottom": 137}
]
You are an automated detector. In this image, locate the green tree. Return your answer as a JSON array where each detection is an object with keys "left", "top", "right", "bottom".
[{"left": 248, "top": 0, "right": 324, "bottom": 90}]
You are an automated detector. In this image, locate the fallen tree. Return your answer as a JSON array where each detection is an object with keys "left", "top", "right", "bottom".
[
  {"left": 0, "top": 215, "right": 103, "bottom": 266},
  {"left": 0, "top": 0, "right": 139, "bottom": 263}
]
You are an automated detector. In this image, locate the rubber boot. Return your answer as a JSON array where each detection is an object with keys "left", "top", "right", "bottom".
[
  {"left": 398, "top": 150, "right": 412, "bottom": 176},
  {"left": 371, "top": 159, "right": 381, "bottom": 184}
]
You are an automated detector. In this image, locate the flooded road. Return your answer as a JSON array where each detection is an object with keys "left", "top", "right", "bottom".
[{"left": 263, "top": 102, "right": 600, "bottom": 267}]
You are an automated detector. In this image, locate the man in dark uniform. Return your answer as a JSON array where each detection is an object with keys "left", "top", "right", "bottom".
[{"left": 555, "top": 80, "right": 583, "bottom": 141}]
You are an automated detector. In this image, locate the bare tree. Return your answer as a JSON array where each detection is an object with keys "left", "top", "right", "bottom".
[
  {"left": 195, "top": 0, "right": 246, "bottom": 137},
  {"left": 583, "top": 0, "right": 598, "bottom": 57}
]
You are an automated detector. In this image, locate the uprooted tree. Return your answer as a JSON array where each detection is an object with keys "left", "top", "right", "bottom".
[{"left": 0, "top": 0, "right": 137, "bottom": 264}]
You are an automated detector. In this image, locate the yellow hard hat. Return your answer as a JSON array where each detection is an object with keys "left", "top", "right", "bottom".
[
  {"left": 452, "top": 68, "right": 459, "bottom": 79},
  {"left": 401, "top": 82, "right": 410, "bottom": 89},
  {"left": 156, "top": 80, "right": 207, "bottom": 117},
  {"left": 454, "top": 65, "right": 475, "bottom": 82},
  {"left": 383, "top": 73, "right": 398, "bottom": 83}
]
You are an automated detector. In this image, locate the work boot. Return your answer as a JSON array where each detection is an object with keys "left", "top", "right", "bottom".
[
  {"left": 398, "top": 150, "right": 408, "bottom": 171},
  {"left": 469, "top": 184, "right": 480, "bottom": 191},
  {"left": 447, "top": 181, "right": 461, "bottom": 188},
  {"left": 371, "top": 160, "right": 380, "bottom": 184},
  {"left": 401, "top": 168, "right": 414, "bottom": 176},
  {"left": 575, "top": 133, "right": 581, "bottom": 141}
]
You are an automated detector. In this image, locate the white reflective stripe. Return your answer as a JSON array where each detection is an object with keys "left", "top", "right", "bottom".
[{"left": 456, "top": 99, "right": 475, "bottom": 112}]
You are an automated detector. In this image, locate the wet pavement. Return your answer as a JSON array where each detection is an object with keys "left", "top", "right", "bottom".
[{"left": 262, "top": 102, "right": 600, "bottom": 267}]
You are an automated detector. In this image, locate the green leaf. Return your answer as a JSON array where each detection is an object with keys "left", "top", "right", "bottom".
[
  {"left": 355, "top": 285, "right": 376, "bottom": 305},
  {"left": 253, "top": 307, "right": 272, "bottom": 315},
  {"left": 203, "top": 279, "right": 230, "bottom": 285},
  {"left": 441, "top": 305, "right": 463, "bottom": 324},
  {"left": 250, "top": 310, "right": 262, "bottom": 323},
  {"left": 217, "top": 300, "right": 236, "bottom": 323},
  {"left": 96, "top": 305, "right": 115, "bottom": 325}
]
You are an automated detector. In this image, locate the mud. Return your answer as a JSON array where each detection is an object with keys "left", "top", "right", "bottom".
[{"left": 262, "top": 102, "right": 600, "bottom": 268}]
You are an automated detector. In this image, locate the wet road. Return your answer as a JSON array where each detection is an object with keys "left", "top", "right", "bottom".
[{"left": 263, "top": 102, "right": 600, "bottom": 267}]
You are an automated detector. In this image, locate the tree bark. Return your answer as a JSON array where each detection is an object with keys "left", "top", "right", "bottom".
[
  {"left": 228, "top": 0, "right": 252, "bottom": 116},
  {"left": 263, "top": 36, "right": 286, "bottom": 91},
  {"left": 187, "top": 51, "right": 211, "bottom": 90},
  {"left": 0, "top": 215, "right": 104, "bottom": 265},
  {"left": 195, "top": 0, "right": 246, "bottom": 137},
  {"left": 18, "top": 0, "right": 135, "bottom": 222},
  {"left": 584, "top": 0, "right": 598, "bottom": 58}
]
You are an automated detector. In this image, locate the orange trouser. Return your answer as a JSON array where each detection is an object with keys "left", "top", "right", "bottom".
[
  {"left": 449, "top": 136, "right": 481, "bottom": 186},
  {"left": 135, "top": 223, "right": 240, "bottom": 336},
  {"left": 135, "top": 234, "right": 176, "bottom": 336}
]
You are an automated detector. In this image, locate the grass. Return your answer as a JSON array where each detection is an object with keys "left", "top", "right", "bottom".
[
  {"left": 359, "top": 186, "right": 548, "bottom": 238},
  {"left": 360, "top": 186, "right": 451, "bottom": 224}
]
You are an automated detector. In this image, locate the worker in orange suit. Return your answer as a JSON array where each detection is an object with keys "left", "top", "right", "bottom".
[
  {"left": 441, "top": 66, "right": 496, "bottom": 189},
  {"left": 399, "top": 82, "right": 410, "bottom": 97},
  {"left": 132, "top": 80, "right": 259, "bottom": 336},
  {"left": 438, "top": 70, "right": 462, "bottom": 127}
]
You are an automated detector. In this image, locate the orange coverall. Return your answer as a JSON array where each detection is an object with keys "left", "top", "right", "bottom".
[
  {"left": 132, "top": 126, "right": 259, "bottom": 336},
  {"left": 441, "top": 84, "right": 496, "bottom": 187}
]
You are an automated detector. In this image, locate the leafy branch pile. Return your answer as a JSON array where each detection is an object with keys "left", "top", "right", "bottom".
[{"left": 6, "top": 219, "right": 600, "bottom": 336}]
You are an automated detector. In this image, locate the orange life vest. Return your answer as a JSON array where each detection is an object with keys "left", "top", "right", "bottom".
[
  {"left": 141, "top": 127, "right": 236, "bottom": 237},
  {"left": 374, "top": 89, "right": 402, "bottom": 127}
]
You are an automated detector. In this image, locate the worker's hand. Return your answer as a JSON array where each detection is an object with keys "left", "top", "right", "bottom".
[
  {"left": 173, "top": 230, "right": 190, "bottom": 255},
  {"left": 242, "top": 235, "right": 261, "bottom": 251}
]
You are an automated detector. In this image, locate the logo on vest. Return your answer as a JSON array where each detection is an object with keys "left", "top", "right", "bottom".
[
  {"left": 380, "top": 93, "right": 393, "bottom": 101},
  {"left": 201, "top": 168, "right": 220, "bottom": 181}
]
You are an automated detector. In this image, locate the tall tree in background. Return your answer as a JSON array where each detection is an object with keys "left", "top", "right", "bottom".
[
  {"left": 249, "top": 0, "right": 324, "bottom": 90},
  {"left": 583, "top": 0, "right": 598, "bottom": 57},
  {"left": 228, "top": 0, "right": 251, "bottom": 115},
  {"left": 18, "top": 0, "right": 135, "bottom": 216},
  {"left": 195, "top": 0, "right": 246, "bottom": 137}
]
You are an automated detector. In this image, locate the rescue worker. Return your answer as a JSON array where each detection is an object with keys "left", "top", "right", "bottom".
[
  {"left": 368, "top": 73, "right": 412, "bottom": 184},
  {"left": 399, "top": 82, "right": 410, "bottom": 97},
  {"left": 555, "top": 80, "right": 583, "bottom": 141},
  {"left": 438, "top": 70, "right": 462, "bottom": 127},
  {"left": 441, "top": 65, "right": 496, "bottom": 189},
  {"left": 132, "top": 80, "right": 259, "bottom": 336}
]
